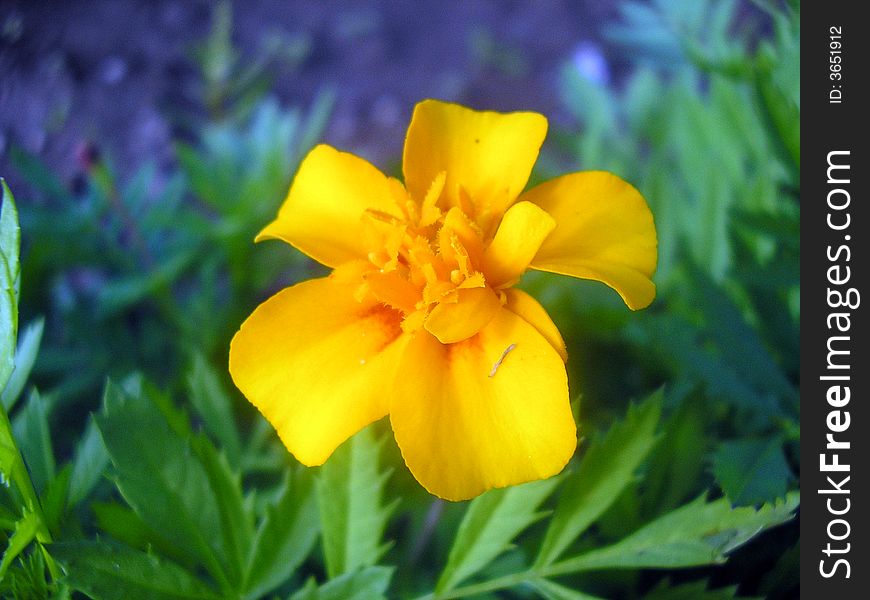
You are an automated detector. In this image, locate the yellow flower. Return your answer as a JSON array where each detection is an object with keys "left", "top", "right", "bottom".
[{"left": 229, "top": 100, "right": 657, "bottom": 501}]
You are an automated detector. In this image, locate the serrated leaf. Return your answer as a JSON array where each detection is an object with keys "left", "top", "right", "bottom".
[
  {"left": 529, "top": 578, "right": 606, "bottom": 600},
  {"left": 0, "top": 397, "right": 44, "bottom": 538},
  {"left": 549, "top": 491, "right": 799, "bottom": 574},
  {"left": 288, "top": 566, "right": 393, "bottom": 600},
  {"left": 68, "top": 416, "right": 110, "bottom": 506},
  {"left": 91, "top": 502, "right": 191, "bottom": 567},
  {"left": 0, "top": 510, "right": 39, "bottom": 580},
  {"left": 713, "top": 438, "right": 792, "bottom": 506},
  {"left": 39, "top": 465, "right": 71, "bottom": 535},
  {"left": 642, "top": 393, "right": 707, "bottom": 517},
  {"left": 536, "top": 390, "right": 662, "bottom": 567},
  {"left": 0, "top": 546, "right": 53, "bottom": 598},
  {"left": 692, "top": 271, "right": 795, "bottom": 406},
  {"left": 191, "top": 434, "right": 252, "bottom": 590},
  {"left": 187, "top": 354, "right": 242, "bottom": 465},
  {"left": 50, "top": 540, "right": 220, "bottom": 600},
  {"left": 594, "top": 477, "right": 643, "bottom": 541},
  {"left": 1, "top": 317, "right": 44, "bottom": 412},
  {"left": 134, "top": 376, "right": 193, "bottom": 440},
  {"left": 12, "top": 389, "right": 55, "bottom": 494},
  {"left": 438, "top": 477, "right": 561, "bottom": 593},
  {"left": 630, "top": 315, "right": 774, "bottom": 421},
  {"left": 96, "top": 381, "right": 229, "bottom": 590},
  {"left": 0, "top": 419, "right": 17, "bottom": 486},
  {"left": 317, "top": 425, "right": 397, "bottom": 578},
  {"left": 243, "top": 468, "right": 318, "bottom": 600}
]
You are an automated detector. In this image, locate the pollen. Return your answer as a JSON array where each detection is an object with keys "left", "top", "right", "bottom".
[{"left": 352, "top": 178, "right": 497, "bottom": 339}]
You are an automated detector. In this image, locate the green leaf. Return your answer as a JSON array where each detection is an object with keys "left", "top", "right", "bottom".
[
  {"left": 0, "top": 510, "right": 39, "bottom": 580},
  {"left": 0, "top": 330, "right": 18, "bottom": 383},
  {"left": 243, "top": 468, "right": 319, "bottom": 600},
  {"left": 0, "top": 181, "right": 20, "bottom": 291},
  {"left": 39, "top": 465, "right": 71, "bottom": 535},
  {"left": 12, "top": 389, "right": 56, "bottom": 494},
  {"left": 438, "top": 477, "right": 561, "bottom": 593},
  {"left": 561, "top": 66, "right": 617, "bottom": 133},
  {"left": 629, "top": 315, "right": 775, "bottom": 422},
  {"left": 692, "top": 271, "right": 795, "bottom": 406},
  {"left": 68, "top": 416, "right": 110, "bottom": 506},
  {"left": 176, "top": 142, "right": 234, "bottom": 212},
  {"left": 0, "top": 395, "right": 46, "bottom": 545},
  {"left": 713, "top": 437, "right": 792, "bottom": 506},
  {"left": 97, "top": 250, "right": 196, "bottom": 316},
  {"left": 317, "top": 425, "right": 397, "bottom": 578},
  {"left": 288, "top": 566, "right": 393, "bottom": 600},
  {"left": 96, "top": 381, "right": 229, "bottom": 590},
  {"left": 1, "top": 317, "right": 44, "bottom": 412},
  {"left": 0, "top": 547, "right": 57, "bottom": 599},
  {"left": 191, "top": 434, "right": 253, "bottom": 590},
  {"left": 186, "top": 354, "right": 242, "bottom": 465},
  {"left": 91, "top": 502, "right": 189, "bottom": 566},
  {"left": 549, "top": 492, "right": 799, "bottom": 574},
  {"left": 0, "top": 180, "right": 20, "bottom": 394},
  {"left": 536, "top": 390, "right": 662, "bottom": 567},
  {"left": 51, "top": 540, "right": 220, "bottom": 600},
  {"left": 133, "top": 375, "right": 193, "bottom": 440},
  {"left": 528, "top": 578, "right": 606, "bottom": 600},
  {"left": 756, "top": 62, "right": 799, "bottom": 173},
  {"left": 642, "top": 393, "right": 708, "bottom": 517}
]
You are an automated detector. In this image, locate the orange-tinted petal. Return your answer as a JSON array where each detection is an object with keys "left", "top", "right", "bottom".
[
  {"left": 439, "top": 207, "right": 485, "bottom": 269},
  {"left": 423, "top": 286, "right": 501, "bottom": 344},
  {"left": 229, "top": 277, "right": 407, "bottom": 465},
  {"left": 390, "top": 308, "right": 577, "bottom": 501},
  {"left": 482, "top": 201, "right": 555, "bottom": 288},
  {"left": 503, "top": 288, "right": 567, "bottom": 362},
  {"left": 365, "top": 270, "right": 420, "bottom": 314},
  {"left": 402, "top": 100, "right": 547, "bottom": 221},
  {"left": 523, "top": 172, "right": 657, "bottom": 310},
  {"left": 257, "top": 144, "right": 405, "bottom": 268}
]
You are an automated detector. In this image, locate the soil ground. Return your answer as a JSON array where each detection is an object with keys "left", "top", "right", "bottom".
[{"left": 0, "top": 0, "right": 621, "bottom": 196}]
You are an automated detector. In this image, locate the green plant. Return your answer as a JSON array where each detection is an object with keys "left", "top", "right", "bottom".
[{"left": 0, "top": 1, "right": 800, "bottom": 597}]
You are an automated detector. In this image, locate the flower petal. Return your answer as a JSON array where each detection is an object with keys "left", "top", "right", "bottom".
[
  {"left": 523, "top": 172, "right": 657, "bottom": 310},
  {"left": 229, "top": 277, "right": 407, "bottom": 466},
  {"left": 257, "top": 144, "right": 405, "bottom": 268},
  {"left": 423, "top": 286, "right": 501, "bottom": 344},
  {"left": 503, "top": 288, "right": 567, "bottom": 362},
  {"left": 482, "top": 201, "right": 555, "bottom": 288},
  {"left": 390, "top": 308, "right": 577, "bottom": 501},
  {"left": 402, "top": 100, "right": 547, "bottom": 222}
]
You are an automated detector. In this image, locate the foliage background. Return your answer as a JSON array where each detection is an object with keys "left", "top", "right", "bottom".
[{"left": 0, "top": 1, "right": 799, "bottom": 598}]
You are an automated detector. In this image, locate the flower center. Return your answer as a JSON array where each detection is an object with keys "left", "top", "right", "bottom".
[{"left": 338, "top": 174, "right": 504, "bottom": 338}]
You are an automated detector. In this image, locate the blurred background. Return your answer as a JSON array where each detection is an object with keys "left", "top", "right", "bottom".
[{"left": 0, "top": 1, "right": 799, "bottom": 598}]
